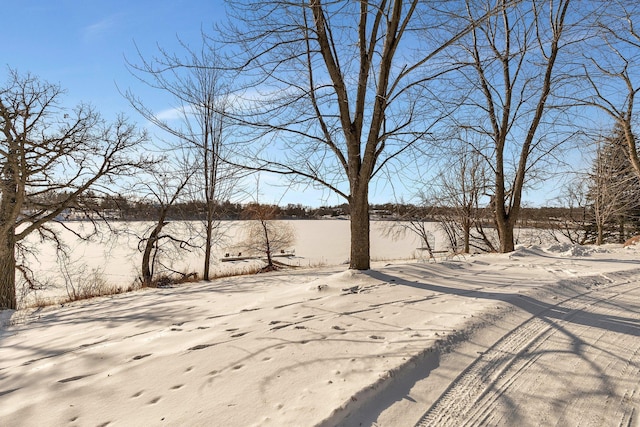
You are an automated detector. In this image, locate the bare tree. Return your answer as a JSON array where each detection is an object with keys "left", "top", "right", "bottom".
[
  {"left": 390, "top": 147, "right": 495, "bottom": 256},
  {"left": 241, "top": 203, "right": 295, "bottom": 272},
  {"left": 382, "top": 203, "right": 437, "bottom": 258},
  {"left": 452, "top": 0, "right": 577, "bottom": 252},
  {"left": 125, "top": 38, "right": 239, "bottom": 281},
  {"left": 550, "top": 178, "right": 592, "bottom": 245},
  {"left": 579, "top": 2, "right": 640, "bottom": 182},
  {"left": 590, "top": 128, "right": 640, "bottom": 244},
  {"left": 434, "top": 143, "right": 492, "bottom": 253},
  {"left": 220, "top": 0, "right": 507, "bottom": 269},
  {"left": 133, "top": 161, "right": 199, "bottom": 287},
  {"left": 0, "top": 69, "right": 147, "bottom": 309}
]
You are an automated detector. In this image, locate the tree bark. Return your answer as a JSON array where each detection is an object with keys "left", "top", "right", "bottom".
[
  {"left": 203, "top": 219, "right": 213, "bottom": 281},
  {"left": 0, "top": 132, "right": 19, "bottom": 309},
  {"left": 0, "top": 228, "right": 16, "bottom": 310},
  {"left": 596, "top": 223, "right": 604, "bottom": 246},
  {"left": 497, "top": 218, "right": 515, "bottom": 252},
  {"left": 463, "top": 221, "right": 471, "bottom": 254},
  {"left": 349, "top": 184, "right": 370, "bottom": 270},
  {"left": 141, "top": 218, "right": 167, "bottom": 287},
  {"left": 260, "top": 219, "right": 273, "bottom": 268}
]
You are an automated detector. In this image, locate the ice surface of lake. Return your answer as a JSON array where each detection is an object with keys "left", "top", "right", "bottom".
[{"left": 19, "top": 220, "right": 438, "bottom": 303}]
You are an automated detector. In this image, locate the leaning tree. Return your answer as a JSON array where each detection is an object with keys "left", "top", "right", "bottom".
[{"left": 0, "top": 69, "right": 147, "bottom": 309}]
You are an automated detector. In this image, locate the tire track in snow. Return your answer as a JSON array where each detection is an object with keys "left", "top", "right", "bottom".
[{"left": 414, "top": 273, "right": 640, "bottom": 427}]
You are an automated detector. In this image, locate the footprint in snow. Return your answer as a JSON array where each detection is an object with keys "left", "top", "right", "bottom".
[
  {"left": 58, "top": 374, "right": 90, "bottom": 383},
  {"left": 271, "top": 323, "right": 291, "bottom": 330},
  {"left": 188, "top": 344, "right": 214, "bottom": 351},
  {"left": 133, "top": 354, "right": 151, "bottom": 361}
]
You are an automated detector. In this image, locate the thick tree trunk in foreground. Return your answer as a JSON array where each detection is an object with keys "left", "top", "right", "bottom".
[
  {"left": 463, "top": 222, "right": 471, "bottom": 254},
  {"left": 496, "top": 218, "right": 515, "bottom": 253},
  {"left": 349, "top": 185, "right": 370, "bottom": 270},
  {"left": 0, "top": 229, "right": 16, "bottom": 310}
]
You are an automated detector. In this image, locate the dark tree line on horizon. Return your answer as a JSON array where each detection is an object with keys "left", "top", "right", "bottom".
[{"left": 37, "top": 190, "right": 599, "bottom": 227}]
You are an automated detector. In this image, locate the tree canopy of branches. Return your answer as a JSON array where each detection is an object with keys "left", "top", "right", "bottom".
[
  {"left": 449, "top": 0, "right": 576, "bottom": 252},
  {"left": 0, "top": 69, "right": 148, "bottom": 309},
  {"left": 241, "top": 203, "right": 295, "bottom": 272},
  {"left": 221, "top": 0, "right": 501, "bottom": 268},
  {"left": 589, "top": 123, "right": 640, "bottom": 244},
  {"left": 125, "top": 38, "right": 240, "bottom": 280},
  {"left": 580, "top": 1, "right": 640, "bottom": 182},
  {"left": 133, "top": 162, "right": 199, "bottom": 287}
]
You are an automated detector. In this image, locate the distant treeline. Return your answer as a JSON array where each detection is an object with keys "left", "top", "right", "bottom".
[{"left": 50, "top": 193, "right": 572, "bottom": 225}]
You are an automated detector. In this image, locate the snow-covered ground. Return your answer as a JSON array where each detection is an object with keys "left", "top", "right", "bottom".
[{"left": 2, "top": 241, "right": 639, "bottom": 426}]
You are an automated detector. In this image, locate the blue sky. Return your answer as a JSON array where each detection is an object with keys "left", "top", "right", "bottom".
[
  {"left": 5, "top": 1, "right": 224, "bottom": 118},
  {"left": 4, "top": 1, "right": 350, "bottom": 206},
  {"left": 4, "top": 1, "right": 569, "bottom": 208}
]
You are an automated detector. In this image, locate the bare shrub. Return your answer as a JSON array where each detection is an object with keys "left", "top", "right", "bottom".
[{"left": 61, "top": 262, "right": 115, "bottom": 302}]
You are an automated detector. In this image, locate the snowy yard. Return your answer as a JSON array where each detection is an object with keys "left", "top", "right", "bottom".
[{"left": 2, "top": 242, "right": 639, "bottom": 426}]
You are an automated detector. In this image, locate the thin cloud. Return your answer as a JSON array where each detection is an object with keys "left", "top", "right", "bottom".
[
  {"left": 154, "top": 105, "right": 193, "bottom": 122},
  {"left": 82, "top": 15, "right": 120, "bottom": 42}
]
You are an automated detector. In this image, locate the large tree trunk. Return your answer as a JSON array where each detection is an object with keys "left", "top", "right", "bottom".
[
  {"left": 0, "top": 152, "right": 19, "bottom": 310},
  {"left": 141, "top": 234, "right": 156, "bottom": 287},
  {"left": 349, "top": 185, "right": 370, "bottom": 270},
  {"left": 496, "top": 219, "right": 515, "bottom": 252},
  {"left": 0, "top": 229, "right": 16, "bottom": 310},
  {"left": 596, "top": 222, "right": 604, "bottom": 245}
]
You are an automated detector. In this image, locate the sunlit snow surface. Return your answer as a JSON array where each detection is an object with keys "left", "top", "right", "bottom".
[{"left": 2, "top": 240, "right": 639, "bottom": 426}]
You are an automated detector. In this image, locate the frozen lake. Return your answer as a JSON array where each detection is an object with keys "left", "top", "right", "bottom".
[{"left": 19, "top": 220, "right": 436, "bottom": 304}]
